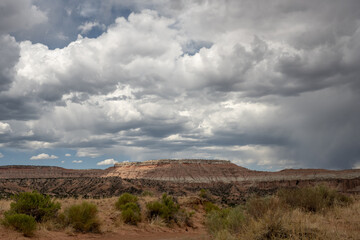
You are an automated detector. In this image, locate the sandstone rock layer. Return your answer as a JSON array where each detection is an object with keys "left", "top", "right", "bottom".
[{"left": 0, "top": 159, "right": 359, "bottom": 201}]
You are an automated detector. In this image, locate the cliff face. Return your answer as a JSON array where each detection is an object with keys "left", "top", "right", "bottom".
[
  {"left": 0, "top": 160, "right": 360, "bottom": 201},
  {"left": 106, "top": 159, "right": 250, "bottom": 182}
]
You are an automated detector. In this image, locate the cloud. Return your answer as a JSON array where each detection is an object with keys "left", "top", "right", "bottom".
[
  {"left": 0, "top": 1, "right": 359, "bottom": 170},
  {"left": 65, "top": 153, "right": 71, "bottom": 157},
  {"left": 30, "top": 153, "right": 58, "bottom": 160},
  {"left": 72, "top": 160, "right": 82, "bottom": 163},
  {"left": 0, "top": 122, "right": 12, "bottom": 134},
  {"left": 97, "top": 158, "right": 118, "bottom": 166},
  {"left": 78, "top": 21, "right": 106, "bottom": 34},
  {"left": 0, "top": 0, "right": 47, "bottom": 34},
  {"left": 0, "top": 152, "right": 3, "bottom": 158},
  {"left": 0, "top": 35, "right": 19, "bottom": 92},
  {"left": 76, "top": 149, "right": 102, "bottom": 158}
]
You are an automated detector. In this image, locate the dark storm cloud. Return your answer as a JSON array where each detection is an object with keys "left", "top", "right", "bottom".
[
  {"left": 1, "top": 0, "right": 360, "bottom": 170},
  {"left": 0, "top": 35, "right": 19, "bottom": 92},
  {"left": 279, "top": 87, "right": 360, "bottom": 169},
  {"left": 206, "top": 131, "right": 290, "bottom": 148},
  {"left": 0, "top": 96, "right": 41, "bottom": 121}
]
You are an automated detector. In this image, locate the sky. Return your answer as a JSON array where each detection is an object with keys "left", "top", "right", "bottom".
[{"left": 0, "top": 0, "right": 359, "bottom": 170}]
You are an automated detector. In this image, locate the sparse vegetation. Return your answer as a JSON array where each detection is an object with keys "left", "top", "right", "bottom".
[
  {"left": 7, "top": 191, "right": 60, "bottom": 222},
  {"left": 199, "top": 189, "right": 209, "bottom": 199},
  {"left": 245, "top": 195, "right": 280, "bottom": 219},
  {"left": 146, "top": 193, "right": 180, "bottom": 223},
  {"left": 277, "top": 185, "right": 353, "bottom": 212},
  {"left": 120, "top": 202, "right": 141, "bottom": 225},
  {"left": 141, "top": 190, "right": 154, "bottom": 197},
  {"left": 115, "top": 193, "right": 138, "bottom": 210},
  {"left": 0, "top": 186, "right": 358, "bottom": 239},
  {"left": 1, "top": 191, "right": 60, "bottom": 236},
  {"left": 115, "top": 193, "right": 141, "bottom": 225},
  {"left": 203, "top": 201, "right": 220, "bottom": 213},
  {"left": 205, "top": 185, "right": 356, "bottom": 240},
  {"left": 2, "top": 213, "right": 37, "bottom": 237},
  {"left": 61, "top": 201, "right": 100, "bottom": 233},
  {"left": 205, "top": 206, "right": 245, "bottom": 236}
]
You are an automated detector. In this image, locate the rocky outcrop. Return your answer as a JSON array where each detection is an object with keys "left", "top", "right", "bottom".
[{"left": 106, "top": 159, "right": 250, "bottom": 182}]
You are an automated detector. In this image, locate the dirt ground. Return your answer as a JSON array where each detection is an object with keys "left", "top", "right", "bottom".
[
  {"left": 0, "top": 227, "right": 209, "bottom": 240},
  {"left": 0, "top": 196, "right": 210, "bottom": 240}
]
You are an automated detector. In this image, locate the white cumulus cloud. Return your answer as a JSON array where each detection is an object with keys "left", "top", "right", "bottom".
[
  {"left": 78, "top": 21, "right": 106, "bottom": 34},
  {"left": 30, "top": 153, "right": 58, "bottom": 160},
  {"left": 72, "top": 160, "right": 83, "bottom": 163},
  {"left": 97, "top": 158, "right": 118, "bottom": 166},
  {"left": 0, "top": 122, "right": 12, "bottom": 134}
]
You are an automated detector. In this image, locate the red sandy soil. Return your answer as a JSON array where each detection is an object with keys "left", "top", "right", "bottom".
[
  {"left": 0, "top": 197, "right": 209, "bottom": 240},
  {"left": 0, "top": 227, "right": 208, "bottom": 240}
]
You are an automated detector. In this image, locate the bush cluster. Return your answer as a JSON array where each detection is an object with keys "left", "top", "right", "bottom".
[
  {"left": 3, "top": 213, "right": 37, "bottom": 237},
  {"left": 115, "top": 193, "right": 138, "bottom": 209},
  {"left": 2, "top": 191, "right": 60, "bottom": 236},
  {"left": 205, "top": 185, "right": 354, "bottom": 240},
  {"left": 115, "top": 193, "right": 141, "bottom": 225},
  {"left": 203, "top": 201, "right": 220, "bottom": 213},
  {"left": 205, "top": 206, "right": 245, "bottom": 236},
  {"left": 8, "top": 191, "right": 60, "bottom": 222},
  {"left": 245, "top": 196, "right": 280, "bottom": 220},
  {"left": 146, "top": 193, "right": 180, "bottom": 223},
  {"left": 277, "top": 185, "right": 353, "bottom": 212},
  {"left": 60, "top": 201, "right": 100, "bottom": 233}
]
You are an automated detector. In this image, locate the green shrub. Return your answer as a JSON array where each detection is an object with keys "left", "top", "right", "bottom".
[
  {"left": 199, "top": 189, "right": 208, "bottom": 199},
  {"left": 115, "top": 193, "right": 141, "bottom": 225},
  {"left": 8, "top": 191, "right": 60, "bottom": 222},
  {"left": 120, "top": 202, "right": 141, "bottom": 225},
  {"left": 227, "top": 207, "right": 245, "bottom": 234},
  {"left": 62, "top": 201, "right": 100, "bottom": 233},
  {"left": 146, "top": 201, "right": 163, "bottom": 219},
  {"left": 203, "top": 201, "right": 220, "bottom": 213},
  {"left": 146, "top": 194, "right": 179, "bottom": 223},
  {"left": 115, "top": 193, "right": 138, "bottom": 210},
  {"left": 121, "top": 205, "right": 141, "bottom": 225},
  {"left": 3, "top": 213, "right": 37, "bottom": 237},
  {"left": 205, "top": 208, "right": 230, "bottom": 236},
  {"left": 205, "top": 206, "right": 245, "bottom": 236},
  {"left": 141, "top": 190, "right": 154, "bottom": 197},
  {"left": 161, "top": 193, "right": 179, "bottom": 221},
  {"left": 277, "top": 185, "right": 353, "bottom": 212},
  {"left": 119, "top": 202, "right": 140, "bottom": 212}
]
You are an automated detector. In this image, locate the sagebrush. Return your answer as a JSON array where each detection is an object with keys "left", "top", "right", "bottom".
[
  {"left": 8, "top": 191, "right": 60, "bottom": 222},
  {"left": 61, "top": 201, "right": 100, "bottom": 233},
  {"left": 3, "top": 213, "right": 37, "bottom": 237}
]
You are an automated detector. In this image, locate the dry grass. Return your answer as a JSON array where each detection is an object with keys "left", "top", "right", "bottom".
[
  {"left": 0, "top": 199, "right": 11, "bottom": 215},
  {"left": 206, "top": 193, "right": 360, "bottom": 240},
  {"left": 1, "top": 190, "right": 358, "bottom": 240}
]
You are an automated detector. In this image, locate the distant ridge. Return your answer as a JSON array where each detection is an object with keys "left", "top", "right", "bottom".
[
  {"left": 0, "top": 159, "right": 360, "bottom": 199},
  {"left": 114, "top": 159, "right": 231, "bottom": 166}
]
